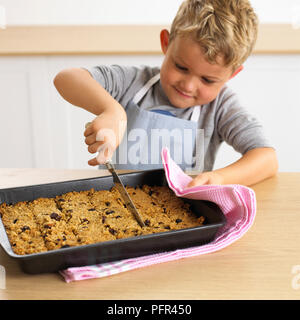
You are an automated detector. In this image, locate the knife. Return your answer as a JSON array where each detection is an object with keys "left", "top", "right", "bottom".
[
  {"left": 85, "top": 122, "right": 145, "bottom": 228},
  {"left": 105, "top": 159, "right": 145, "bottom": 228}
]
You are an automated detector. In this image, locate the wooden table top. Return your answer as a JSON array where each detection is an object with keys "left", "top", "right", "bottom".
[{"left": 0, "top": 169, "right": 299, "bottom": 300}]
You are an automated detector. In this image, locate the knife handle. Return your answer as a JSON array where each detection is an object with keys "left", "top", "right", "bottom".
[{"left": 104, "top": 159, "right": 114, "bottom": 173}]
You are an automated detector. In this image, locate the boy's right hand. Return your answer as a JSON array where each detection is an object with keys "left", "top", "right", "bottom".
[{"left": 84, "top": 110, "right": 127, "bottom": 166}]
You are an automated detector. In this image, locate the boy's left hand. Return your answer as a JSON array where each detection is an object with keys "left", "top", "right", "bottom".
[
  {"left": 185, "top": 171, "right": 224, "bottom": 188},
  {"left": 185, "top": 148, "right": 278, "bottom": 188}
]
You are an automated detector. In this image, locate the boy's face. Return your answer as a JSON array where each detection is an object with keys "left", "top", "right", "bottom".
[{"left": 159, "top": 30, "right": 243, "bottom": 109}]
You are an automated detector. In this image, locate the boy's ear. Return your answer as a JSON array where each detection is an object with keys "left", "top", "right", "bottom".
[
  {"left": 160, "top": 29, "right": 170, "bottom": 54},
  {"left": 229, "top": 65, "right": 244, "bottom": 79}
]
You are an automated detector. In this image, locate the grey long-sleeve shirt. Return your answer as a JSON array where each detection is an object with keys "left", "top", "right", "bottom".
[{"left": 85, "top": 64, "right": 272, "bottom": 171}]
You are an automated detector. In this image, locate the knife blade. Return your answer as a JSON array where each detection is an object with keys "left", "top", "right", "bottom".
[
  {"left": 84, "top": 121, "right": 145, "bottom": 227},
  {"left": 105, "top": 160, "right": 146, "bottom": 228}
]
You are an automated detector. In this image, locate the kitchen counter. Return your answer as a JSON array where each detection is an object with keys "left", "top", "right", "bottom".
[{"left": 0, "top": 169, "right": 299, "bottom": 300}]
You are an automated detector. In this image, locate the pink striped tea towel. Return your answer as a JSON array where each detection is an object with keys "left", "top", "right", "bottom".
[{"left": 60, "top": 148, "right": 256, "bottom": 282}]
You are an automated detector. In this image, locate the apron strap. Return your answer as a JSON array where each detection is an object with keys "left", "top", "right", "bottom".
[
  {"left": 190, "top": 106, "right": 201, "bottom": 122},
  {"left": 132, "top": 73, "right": 161, "bottom": 104}
]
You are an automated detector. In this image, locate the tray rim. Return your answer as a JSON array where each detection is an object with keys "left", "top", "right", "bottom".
[{"left": 0, "top": 169, "right": 152, "bottom": 193}]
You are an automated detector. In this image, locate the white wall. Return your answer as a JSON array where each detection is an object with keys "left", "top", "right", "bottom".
[
  {"left": 1, "top": 0, "right": 300, "bottom": 25},
  {"left": 0, "top": 1, "right": 300, "bottom": 172}
]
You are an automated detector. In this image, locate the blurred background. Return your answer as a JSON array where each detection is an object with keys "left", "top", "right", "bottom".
[{"left": 0, "top": 0, "right": 299, "bottom": 171}]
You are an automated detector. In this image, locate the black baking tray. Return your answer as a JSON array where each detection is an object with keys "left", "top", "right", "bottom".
[{"left": 0, "top": 169, "right": 226, "bottom": 274}]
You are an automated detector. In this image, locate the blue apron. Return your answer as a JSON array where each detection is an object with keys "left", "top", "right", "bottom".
[{"left": 100, "top": 73, "right": 201, "bottom": 171}]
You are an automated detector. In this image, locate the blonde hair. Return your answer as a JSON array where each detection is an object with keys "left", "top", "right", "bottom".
[{"left": 169, "top": 0, "right": 258, "bottom": 70}]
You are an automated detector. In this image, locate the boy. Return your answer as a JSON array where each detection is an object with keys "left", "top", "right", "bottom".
[{"left": 54, "top": 0, "right": 278, "bottom": 187}]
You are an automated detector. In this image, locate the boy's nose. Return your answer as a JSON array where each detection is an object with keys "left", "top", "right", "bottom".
[{"left": 179, "top": 78, "right": 196, "bottom": 95}]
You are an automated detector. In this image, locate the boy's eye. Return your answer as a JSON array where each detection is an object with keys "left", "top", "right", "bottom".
[
  {"left": 175, "top": 63, "right": 188, "bottom": 72},
  {"left": 174, "top": 62, "right": 215, "bottom": 84},
  {"left": 202, "top": 77, "right": 215, "bottom": 84}
]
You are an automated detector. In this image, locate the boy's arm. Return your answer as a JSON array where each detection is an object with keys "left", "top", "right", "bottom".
[
  {"left": 53, "top": 67, "right": 125, "bottom": 116},
  {"left": 186, "top": 147, "right": 278, "bottom": 187},
  {"left": 192, "top": 87, "right": 278, "bottom": 187},
  {"left": 54, "top": 68, "right": 127, "bottom": 165}
]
